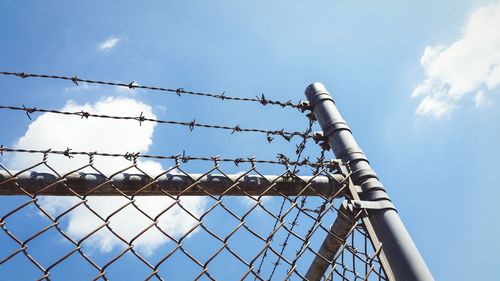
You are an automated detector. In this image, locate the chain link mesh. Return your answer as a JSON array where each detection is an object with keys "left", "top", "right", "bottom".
[
  {"left": 0, "top": 149, "right": 387, "bottom": 280},
  {"left": 1, "top": 70, "right": 389, "bottom": 280}
]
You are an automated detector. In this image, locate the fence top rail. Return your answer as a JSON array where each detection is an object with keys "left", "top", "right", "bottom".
[{"left": 0, "top": 170, "right": 347, "bottom": 197}]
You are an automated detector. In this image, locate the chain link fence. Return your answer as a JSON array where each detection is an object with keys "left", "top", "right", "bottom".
[
  {"left": 0, "top": 149, "right": 387, "bottom": 280},
  {"left": 0, "top": 71, "right": 394, "bottom": 280}
]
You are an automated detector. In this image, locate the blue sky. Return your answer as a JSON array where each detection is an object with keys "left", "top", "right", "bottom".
[{"left": 1, "top": 1, "right": 500, "bottom": 280}]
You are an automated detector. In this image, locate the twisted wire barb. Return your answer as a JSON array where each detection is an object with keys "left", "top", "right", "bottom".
[
  {"left": 0, "top": 105, "right": 312, "bottom": 142},
  {"left": 0, "top": 71, "right": 307, "bottom": 110}
]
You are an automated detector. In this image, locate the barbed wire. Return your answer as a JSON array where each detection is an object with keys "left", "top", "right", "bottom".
[
  {"left": 0, "top": 105, "right": 312, "bottom": 142},
  {"left": 0, "top": 70, "right": 394, "bottom": 280},
  {"left": 0, "top": 146, "right": 339, "bottom": 170},
  {"left": 254, "top": 117, "right": 316, "bottom": 279},
  {"left": 0, "top": 71, "right": 308, "bottom": 111}
]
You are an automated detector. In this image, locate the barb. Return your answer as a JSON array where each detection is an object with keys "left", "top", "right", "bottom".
[
  {"left": 0, "top": 105, "right": 312, "bottom": 141},
  {"left": 0, "top": 71, "right": 308, "bottom": 110}
]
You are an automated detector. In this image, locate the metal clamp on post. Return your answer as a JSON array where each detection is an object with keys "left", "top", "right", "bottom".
[{"left": 350, "top": 199, "right": 396, "bottom": 212}]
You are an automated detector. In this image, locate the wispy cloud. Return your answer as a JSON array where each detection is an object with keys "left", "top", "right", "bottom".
[
  {"left": 412, "top": 2, "right": 500, "bottom": 119},
  {"left": 474, "top": 91, "right": 492, "bottom": 108},
  {"left": 98, "top": 36, "right": 120, "bottom": 51}
]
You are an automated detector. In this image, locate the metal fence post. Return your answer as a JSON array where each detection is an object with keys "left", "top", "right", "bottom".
[
  {"left": 305, "top": 83, "right": 434, "bottom": 281},
  {"left": 305, "top": 200, "right": 357, "bottom": 280}
]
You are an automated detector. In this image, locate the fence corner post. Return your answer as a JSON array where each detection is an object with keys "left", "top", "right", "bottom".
[{"left": 305, "top": 82, "right": 434, "bottom": 281}]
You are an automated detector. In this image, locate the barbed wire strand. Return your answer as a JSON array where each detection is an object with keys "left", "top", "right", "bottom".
[
  {"left": 0, "top": 146, "right": 335, "bottom": 169},
  {"left": 0, "top": 105, "right": 312, "bottom": 142},
  {"left": 0, "top": 71, "right": 308, "bottom": 111}
]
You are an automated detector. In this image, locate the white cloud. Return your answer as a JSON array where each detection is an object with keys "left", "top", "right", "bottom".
[
  {"left": 7, "top": 97, "right": 206, "bottom": 256},
  {"left": 412, "top": 2, "right": 500, "bottom": 118},
  {"left": 98, "top": 36, "right": 120, "bottom": 51},
  {"left": 415, "top": 96, "right": 455, "bottom": 119},
  {"left": 474, "top": 91, "right": 492, "bottom": 108}
]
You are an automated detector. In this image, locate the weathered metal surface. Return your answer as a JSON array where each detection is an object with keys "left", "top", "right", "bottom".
[{"left": 0, "top": 171, "right": 346, "bottom": 197}]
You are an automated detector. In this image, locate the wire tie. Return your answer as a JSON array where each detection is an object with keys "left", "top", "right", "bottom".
[
  {"left": 176, "top": 88, "right": 183, "bottom": 96},
  {"left": 248, "top": 157, "right": 256, "bottom": 168},
  {"left": 124, "top": 152, "right": 139, "bottom": 163},
  {"left": 43, "top": 149, "right": 51, "bottom": 162},
  {"left": 211, "top": 156, "right": 220, "bottom": 165},
  {"left": 88, "top": 151, "right": 96, "bottom": 164},
  {"left": 233, "top": 158, "right": 243, "bottom": 167},
  {"left": 124, "top": 152, "right": 133, "bottom": 161},
  {"left": 182, "top": 150, "right": 189, "bottom": 163}
]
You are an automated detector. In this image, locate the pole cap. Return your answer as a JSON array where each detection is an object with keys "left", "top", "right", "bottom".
[{"left": 304, "top": 82, "right": 333, "bottom": 104}]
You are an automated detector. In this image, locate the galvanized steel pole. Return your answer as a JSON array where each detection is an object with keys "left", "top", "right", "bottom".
[{"left": 305, "top": 83, "right": 434, "bottom": 281}]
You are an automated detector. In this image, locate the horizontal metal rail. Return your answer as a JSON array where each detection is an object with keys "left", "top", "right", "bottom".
[{"left": 0, "top": 171, "right": 346, "bottom": 197}]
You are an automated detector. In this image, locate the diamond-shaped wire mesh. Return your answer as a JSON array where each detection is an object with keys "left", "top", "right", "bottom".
[{"left": 0, "top": 149, "right": 388, "bottom": 280}]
